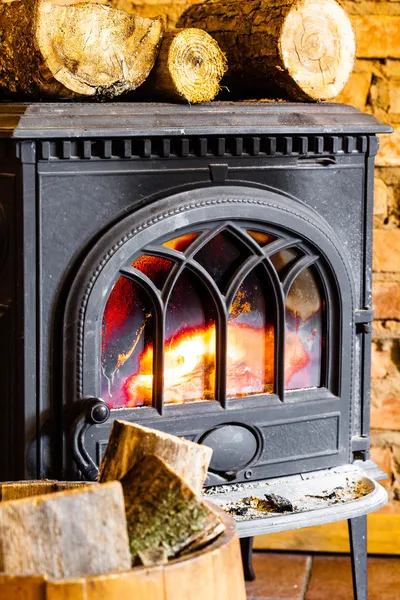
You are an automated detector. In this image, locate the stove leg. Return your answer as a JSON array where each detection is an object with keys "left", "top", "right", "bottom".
[
  {"left": 240, "top": 536, "right": 255, "bottom": 581},
  {"left": 348, "top": 516, "right": 368, "bottom": 600}
]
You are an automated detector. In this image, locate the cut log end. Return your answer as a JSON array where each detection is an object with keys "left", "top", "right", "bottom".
[
  {"left": 35, "top": 0, "right": 165, "bottom": 97},
  {"left": 99, "top": 420, "right": 212, "bottom": 494},
  {"left": 179, "top": 0, "right": 355, "bottom": 102},
  {"left": 281, "top": 0, "right": 356, "bottom": 101},
  {"left": 162, "top": 28, "right": 227, "bottom": 103}
]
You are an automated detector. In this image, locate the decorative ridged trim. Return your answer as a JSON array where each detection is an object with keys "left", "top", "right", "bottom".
[
  {"left": 40, "top": 135, "right": 369, "bottom": 161},
  {"left": 75, "top": 197, "right": 354, "bottom": 412}
]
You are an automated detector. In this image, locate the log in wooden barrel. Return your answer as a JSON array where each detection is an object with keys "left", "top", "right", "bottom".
[{"left": 0, "top": 481, "right": 246, "bottom": 600}]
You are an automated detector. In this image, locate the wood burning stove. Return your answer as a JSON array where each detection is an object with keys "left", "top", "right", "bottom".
[
  {"left": 0, "top": 101, "right": 392, "bottom": 599},
  {"left": 0, "top": 101, "right": 391, "bottom": 486}
]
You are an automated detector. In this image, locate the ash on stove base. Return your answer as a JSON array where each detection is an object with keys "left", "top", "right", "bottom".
[{"left": 204, "top": 464, "right": 387, "bottom": 537}]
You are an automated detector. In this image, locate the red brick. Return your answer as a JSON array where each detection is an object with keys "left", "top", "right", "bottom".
[
  {"left": 352, "top": 16, "right": 400, "bottom": 59},
  {"left": 373, "top": 230, "right": 400, "bottom": 272},
  {"left": 305, "top": 555, "right": 400, "bottom": 600},
  {"left": 370, "top": 446, "right": 392, "bottom": 488},
  {"left": 371, "top": 392, "right": 400, "bottom": 431},
  {"left": 246, "top": 553, "right": 311, "bottom": 600},
  {"left": 373, "top": 320, "right": 400, "bottom": 339},
  {"left": 372, "top": 281, "right": 400, "bottom": 320},
  {"left": 337, "top": 71, "right": 372, "bottom": 112},
  {"left": 374, "top": 178, "right": 388, "bottom": 217},
  {"left": 371, "top": 341, "right": 391, "bottom": 379},
  {"left": 376, "top": 128, "right": 400, "bottom": 168}
]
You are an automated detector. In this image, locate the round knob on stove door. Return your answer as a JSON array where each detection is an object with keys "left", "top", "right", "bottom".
[{"left": 89, "top": 400, "right": 110, "bottom": 424}]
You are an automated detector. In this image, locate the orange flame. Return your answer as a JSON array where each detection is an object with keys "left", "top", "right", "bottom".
[{"left": 124, "top": 321, "right": 311, "bottom": 407}]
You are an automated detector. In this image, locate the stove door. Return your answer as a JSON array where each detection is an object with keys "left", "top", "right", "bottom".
[{"left": 65, "top": 185, "right": 354, "bottom": 483}]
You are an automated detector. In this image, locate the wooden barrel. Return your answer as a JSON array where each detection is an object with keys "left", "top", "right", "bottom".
[{"left": 0, "top": 481, "right": 246, "bottom": 600}]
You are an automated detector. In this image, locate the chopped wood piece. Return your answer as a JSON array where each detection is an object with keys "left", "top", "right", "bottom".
[
  {"left": 0, "top": 480, "right": 94, "bottom": 501},
  {"left": 179, "top": 0, "right": 356, "bottom": 101},
  {"left": 0, "top": 481, "right": 131, "bottom": 579},
  {"left": 121, "top": 454, "right": 225, "bottom": 560},
  {"left": 137, "top": 548, "right": 168, "bottom": 566},
  {"left": 0, "top": 0, "right": 164, "bottom": 98},
  {"left": 139, "top": 28, "right": 227, "bottom": 103},
  {"left": 99, "top": 420, "right": 212, "bottom": 494}
]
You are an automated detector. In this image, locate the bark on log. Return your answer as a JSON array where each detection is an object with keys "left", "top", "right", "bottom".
[
  {"left": 99, "top": 420, "right": 212, "bottom": 494},
  {"left": 0, "top": 480, "right": 94, "bottom": 501},
  {"left": 0, "top": 0, "right": 164, "bottom": 98},
  {"left": 179, "top": 0, "right": 356, "bottom": 101},
  {"left": 138, "top": 28, "right": 227, "bottom": 103},
  {"left": 121, "top": 454, "right": 225, "bottom": 560},
  {"left": 136, "top": 547, "right": 169, "bottom": 566},
  {"left": 0, "top": 481, "right": 131, "bottom": 579},
  {"left": 111, "top": 0, "right": 193, "bottom": 28}
]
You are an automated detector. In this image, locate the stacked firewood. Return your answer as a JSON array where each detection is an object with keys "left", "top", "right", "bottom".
[
  {"left": 0, "top": 422, "right": 224, "bottom": 579},
  {"left": 0, "top": 0, "right": 355, "bottom": 103},
  {"left": 0, "top": 0, "right": 227, "bottom": 102}
]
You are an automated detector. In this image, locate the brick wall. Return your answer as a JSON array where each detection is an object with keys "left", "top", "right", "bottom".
[
  {"left": 128, "top": 0, "right": 400, "bottom": 502},
  {"left": 337, "top": 3, "right": 400, "bottom": 504}
]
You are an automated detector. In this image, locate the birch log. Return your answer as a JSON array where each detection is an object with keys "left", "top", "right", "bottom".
[
  {"left": 99, "top": 420, "right": 212, "bottom": 494},
  {"left": 179, "top": 0, "right": 356, "bottom": 101},
  {"left": 0, "top": 0, "right": 164, "bottom": 98},
  {"left": 139, "top": 28, "right": 227, "bottom": 102},
  {"left": 122, "top": 455, "right": 225, "bottom": 560},
  {"left": 0, "top": 482, "right": 131, "bottom": 579},
  {"left": 0, "top": 480, "right": 94, "bottom": 501}
]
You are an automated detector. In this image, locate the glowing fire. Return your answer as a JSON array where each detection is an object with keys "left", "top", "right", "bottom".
[
  {"left": 102, "top": 243, "right": 321, "bottom": 408},
  {"left": 125, "top": 326, "right": 215, "bottom": 407},
  {"left": 122, "top": 321, "right": 309, "bottom": 407}
]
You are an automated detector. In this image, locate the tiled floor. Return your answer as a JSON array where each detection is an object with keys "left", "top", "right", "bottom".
[{"left": 246, "top": 552, "right": 400, "bottom": 600}]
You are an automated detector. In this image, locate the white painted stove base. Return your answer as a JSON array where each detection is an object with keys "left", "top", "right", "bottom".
[{"left": 206, "top": 464, "right": 388, "bottom": 538}]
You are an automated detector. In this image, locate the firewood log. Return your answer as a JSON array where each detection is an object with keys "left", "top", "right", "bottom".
[
  {"left": 99, "top": 420, "right": 212, "bottom": 494},
  {"left": 0, "top": 480, "right": 94, "bottom": 501},
  {"left": 137, "top": 28, "right": 227, "bottom": 103},
  {"left": 0, "top": 0, "right": 164, "bottom": 98},
  {"left": 0, "top": 482, "right": 131, "bottom": 579},
  {"left": 121, "top": 454, "right": 225, "bottom": 560},
  {"left": 111, "top": 0, "right": 193, "bottom": 28},
  {"left": 179, "top": 0, "right": 356, "bottom": 101}
]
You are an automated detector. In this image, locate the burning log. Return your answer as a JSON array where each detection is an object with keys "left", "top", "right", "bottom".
[
  {"left": 0, "top": 482, "right": 131, "bottom": 579},
  {"left": 0, "top": 0, "right": 164, "bottom": 98},
  {"left": 99, "top": 420, "right": 212, "bottom": 494},
  {"left": 139, "top": 28, "right": 228, "bottom": 103},
  {"left": 179, "top": 0, "right": 356, "bottom": 101},
  {"left": 121, "top": 454, "right": 225, "bottom": 560}
]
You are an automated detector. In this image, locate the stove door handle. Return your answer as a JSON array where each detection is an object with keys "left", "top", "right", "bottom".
[{"left": 70, "top": 397, "right": 110, "bottom": 481}]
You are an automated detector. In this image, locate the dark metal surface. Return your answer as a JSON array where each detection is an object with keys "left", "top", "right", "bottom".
[
  {"left": 349, "top": 516, "right": 368, "bottom": 600},
  {"left": 64, "top": 185, "right": 351, "bottom": 483},
  {"left": 0, "top": 102, "right": 386, "bottom": 482},
  {"left": 71, "top": 397, "right": 110, "bottom": 481},
  {"left": 0, "top": 102, "right": 392, "bottom": 139},
  {"left": 240, "top": 537, "right": 255, "bottom": 581}
]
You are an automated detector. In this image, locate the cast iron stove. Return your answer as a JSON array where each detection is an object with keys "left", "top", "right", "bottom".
[{"left": 0, "top": 101, "right": 392, "bottom": 599}]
